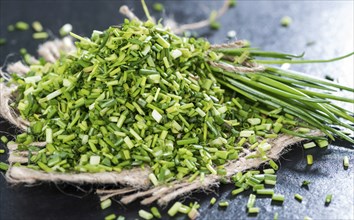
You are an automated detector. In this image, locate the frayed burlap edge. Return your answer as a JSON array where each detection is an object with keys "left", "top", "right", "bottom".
[{"left": 0, "top": 32, "right": 325, "bottom": 206}]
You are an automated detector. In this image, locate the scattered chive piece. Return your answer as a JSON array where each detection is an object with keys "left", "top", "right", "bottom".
[
  {"left": 227, "top": 30, "right": 237, "bottom": 39},
  {"left": 325, "top": 194, "right": 332, "bottom": 205},
  {"left": 7, "top": 24, "right": 15, "bottom": 31},
  {"left": 218, "top": 201, "right": 229, "bottom": 207},
  {"left": 269, "top": 159, "right": 279, "bottom": 170},
  {"left": 232, "top": 187, "right": 244, "bottom": 196},
  {"left": 168, "top": 202, "right": 182, "bottom": 217},
  {"left": 304, "top": 216, "right": 313, "bottom": 220},
  {"left": 210, "top": 197, "right": 216, "bottom": 205},
  {"left": 306, "top": 154, "right": 313, "bottom": 165},
  {"left": 228, "top": 0, "right": 237, "bottom": 7},
  {"left": 1, "top": 136, "right": 8, "bottom": 143},
  {"left": 150, "top": 207, "right": 161, "bottom": 219},
  {"left": 294, "top": 193, "right": 303, "bottom": 202},
  {"left": 59, "top": 23, "right": 73, "bottom": 36},
  {"left": 104, "top": 214, "right": 116, "bottom": 220},
  {"left": 100, "top": 199, "right": 112, "bottom": 210},
  {"left": 303, "top": 142, "right": 316, "bottom": 149},
  {"left": 274, "top": 212, "right": 279, "bottom": 220},
  {"left": 0, "top": 38, "right": 6, "bottom": 46},
  {"left": 153, "top": 3, "right": 164, "bottom": 12},
  {"left": 117, "top": 216, "right": 125, "bottom": 220},
  {"left": 280, "top": 16, "right": 292, "bottom": 27},
  {"left": 0, "top": 162, "right": 9, "bottom": 171},
  {"left": 301, "top": 180, "right": 311, "bottom": 187},
  {"left": 256, "top": 189, "right": 274, "bottom": 196},
  {"left": 248, "top": 207, "right": 260, "bottom": 214},
  {"left": 33, "top": 32, "right": 49, "bottom": 40},
  {"left": 316, "top": 139, "right": 329, "bottom": 148},
  {"left": 15, "top": 21, "right": 29, "bottom": 30},
  {"left": 343, "top": 156, "right": 349, "bottom": 168},
  {"left": 247, "top": 194, "right": 256, "bottom": 208},
  {"left": 32, "top": 21, "right": 43, "bottom": 32},
  {"left": 139, "top": 210, "right": 154, "bottom": 220},
  {"left": 0, "top": 149, "right": 4, "bottom": 154},
  {"left": 272, "top": 194, "right": 285, "bottom": 203}
]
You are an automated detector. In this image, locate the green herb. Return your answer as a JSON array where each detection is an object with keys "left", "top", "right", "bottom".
[
  {"left": 139, "top": 210, "right": 154, "bottom": 220},
  {"left": 210, "top": 197, "right": 216, "bottom": 205},
  {"left": 274, "top": 212, "right": 279, "bottom": 220},
  {"left": 228, "top": 0, "right": 237, "bottom": 7},
  {"left": 294, "top": 193, "right": 303, "bottom": 202},
  {"left": 306, "top": 154, "right": 313, "bottom": 165},
  {"left": 301, "top": 180, "right": 311, "bottom": 187},
  {"left": 100, "top": 199, "right": 112, "bottom": 210},
  {"left": 280, "top": 16, "right": 292, "bottom": 27},
  {"left": 15, "top": 21, "right": 29, "bottom": 30},
  {"left": 117, "top": 216, "right": 125, "bottom": 220},
  {"left": 0, "top": 162, "right": 9, "bottom": 171},
  {"left": 8, "top": 24, "right": 15, "bottom": 32},
  {"left": 303, "top": 142, "right": 316, "bottom": 149},
  {"left": 0, "top": 38, "right": 6, "bottom": 46},
  {"left": 1, "top": 136, "right": 8, "bottom": 143},
  {"left": 248, "top": 207, "right": 260, "bottom": 214},
  {"left": 168, "top": 202, "right": 182, "bottom": 217},
  {"left": 32, "top": 21, "right": 43, "bottom": 32},
  {"left": 325, "top": 194, "right": 332, "bottom": 205},
  {"left": 104, "top": 214, "right": 116, "bottom": 220},
  {"left": 0, "top": 149, "right": 5, "bottom": 154},
  {"left": 272, "top": 194, "right": 284, "bottom": 203},
  {"left": 218, "top": 201, "right": 229, "bottom": 207},
  {"left": 59, "top": 23, "right": 73, "bottom": 36},
  {"left": 33, "top": 32, "right": 49, "bottom": 40},
  {"left": 153, "top": 3, "right": 164, "bottom": 12},
  {"left": 343, "top": 156, "right": 349, "bottom": 168},
  {"left": 150, "top": 207, "right": 161, "bottom": 218}
]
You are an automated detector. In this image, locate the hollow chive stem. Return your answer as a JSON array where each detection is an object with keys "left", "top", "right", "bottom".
[
  {"left": 272, "top": 194, "right": 285, "bottom": 203},
  {"left": 294, "top": 194, "right": 303, "bottom": 202},
  {"left": 139, "top": 210, "right": 154, "bottom": 220},
  {"left": 100, "top": 199, "right": 112, "bottom": 210}
]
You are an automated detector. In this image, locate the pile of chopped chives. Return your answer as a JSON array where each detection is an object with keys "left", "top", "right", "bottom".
[{"left": 8, "top": 19, "right": 318, "bottom": 185}]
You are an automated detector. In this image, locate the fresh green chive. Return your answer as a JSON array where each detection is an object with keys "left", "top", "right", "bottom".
[{"left": 100, "top": 199, "right": 112, "bottom": 210}]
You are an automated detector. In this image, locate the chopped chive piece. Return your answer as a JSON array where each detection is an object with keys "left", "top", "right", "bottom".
[
  {"left": 32, "top": 21, "right": 43, "bottom": 32},
  {"left": 59, "top": 23, "right": 73, "bottom": 36},
  {"left": 325, "top": 194, "right": 332, "bottom": 205},
  {"left": 0, "top": 38, "right": 6, "bottom": 46},
  {"left": 139, "top": 210, "right": 154, "bottom": 220},
  {"left": 272, "top": 194, "right": 285, "bottom": 203},
  {"left": 150, "top": 207, "right": 161, "bottom": 219},
  {"left": 269, "top": 160, "right": 279, "bottom": 170},
  {"left": 274, "top": 212, "right": 279, "bottom": 220},
  {"left": 100, "top": 199, "right": 112, "bottom": 210},
  {"left": 232, "top": 187, "right": 244, "bottom": 196},
  {"left": 303, "top": 142, "right": 316, "bottom": 149},
  {"left": 0, "top": 162, "right": 9, "bottom": 171},
  {"left": 247, "top": 194, "right": 256, "bottom": 208},
  {"left": 117, "top": 216, "right": 125, "bottom": 220},
  {"left": 168, "top": 202, "right": 182, "bottom": 217},
  {"left": 304, "top": 216, "right": 313, "bottom": 220},
  {"left": 248, "top": 207, "right": 260, "bottom": 214},
  {"left": 256, "top": 189, "right": 274, "bottom": 196},
  {"left": 104, "top": 214, "right": 116, "bottom": 220},
  {"left": 294, "top": 193, "right": 303, "bottom": 202},
  {"left": 1, "top": 136, "right": 8, "bottom": 143},
  {"left": 306, "top": 154, "right": 313, "bottom": 165},
  {"left": 280, "top": 16, "right": 292, "bottom": 27},
  {"left": 153, "top": 3, "right": 164, "bottom": 12},
  {"left": 0, "top": 149, "right": 5, "bottom": 154},
  {"left": 210, "top": 197, "right": 216, "bottom": 205},
  {"left": 15, "top": 21, "right": 29, "bottom": 30},
  {"left": 33, "top": 32, "right": 49, "bottom": 40},
  {"left": 218, "top": 201, "right": 229, "bottom": 207},
  {"left": 316, "top": 140, "right": 329, "bottom": 148},
  {"left": 343, "top": 156, "right": 349, "bottom": 168},
  {"left": 301, "top": 180, "right": 311, "bottom": 187}
]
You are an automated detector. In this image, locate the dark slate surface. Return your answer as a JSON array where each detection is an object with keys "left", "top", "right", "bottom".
[{"left": 0, "top": 1, "right": 353, "bottom": 219}]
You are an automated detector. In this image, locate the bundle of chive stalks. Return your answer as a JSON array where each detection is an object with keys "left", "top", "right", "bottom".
[{"left": 0, "top": 2, "right": 353, "bottom": 219}]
